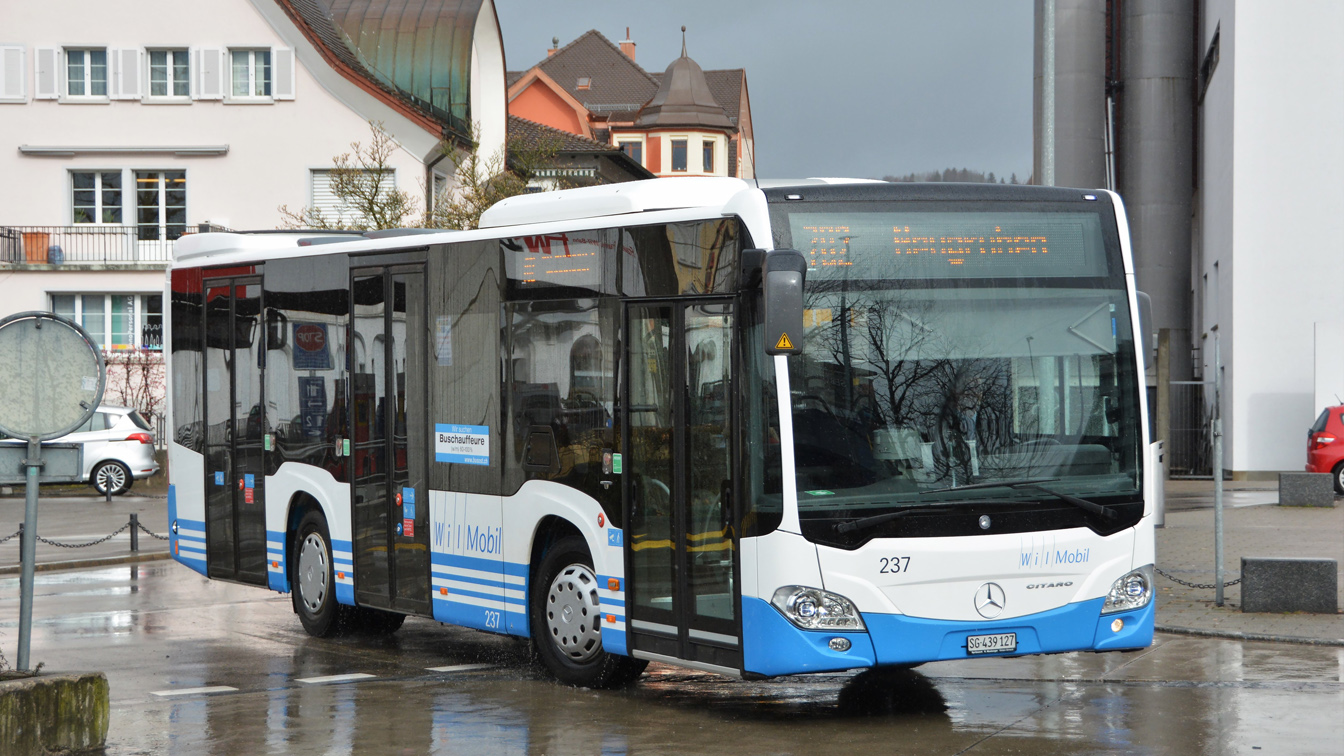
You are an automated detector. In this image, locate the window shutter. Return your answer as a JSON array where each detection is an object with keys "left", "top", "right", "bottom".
[
  {"left": 193, "top": 47, "right": 222, "bottom": 100},
  {"left": 272, "top": 47, "right": 295, "bottom": 100},
  {"left": 34, "top": 46, "right": 58, "bottom": 99},
  {"left": 109, "top": 48, "right": 141, "bottom": 100},
  {"left": 311, "top": 170, "right": 349, "bottom": 222},
  {"left": 0, "top": 45, "right": 24, "bottom": 102}
]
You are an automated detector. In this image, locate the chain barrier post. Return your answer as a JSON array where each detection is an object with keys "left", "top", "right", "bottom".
[
  {"left": 17, "top": 522, "right": 24, "bottom": 563},
  {"left": 130, "top": 513, "right": 139, "bottom": 553},
  {"left": 105, "top": 484, "right": 111, "bottom": 504}
]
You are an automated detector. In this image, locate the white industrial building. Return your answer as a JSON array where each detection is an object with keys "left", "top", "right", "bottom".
[{"left": 1036, "top": 0, "right": 1344, "bottom": 477}]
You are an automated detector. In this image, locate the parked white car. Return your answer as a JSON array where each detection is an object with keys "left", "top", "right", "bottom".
[{"left": 1, "top": 406, "right": 160, "bottom": 495}]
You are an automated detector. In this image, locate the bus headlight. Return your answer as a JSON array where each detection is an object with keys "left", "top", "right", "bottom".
[
  {"left": 1102, "top": 565, "right": 1154, "bottom": 614},
  {"left": 771, "top": 586, "right": 866, "bottom": 631}
]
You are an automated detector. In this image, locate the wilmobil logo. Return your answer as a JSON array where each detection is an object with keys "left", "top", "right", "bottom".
[{"left": 1019, "top": 538, "right": 1091, "bottom": 569}]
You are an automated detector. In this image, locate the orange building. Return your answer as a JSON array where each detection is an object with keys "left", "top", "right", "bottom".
[{"left": 507, "top": 29, "right": 755, "bottom": 179}]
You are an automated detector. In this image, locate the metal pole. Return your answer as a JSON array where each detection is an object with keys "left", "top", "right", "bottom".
[
  {"left": 18, "top": 436, "right": 40, "bottom": 671},
  {"left": 1042, "top": 0, "right": 1057, "bottom": 186},
  {"left": 1213, "top": 330, "right": 1225, "bottom": 606},
  {"left": 130, "top": 513, "right": 139, "bottom": 552}
]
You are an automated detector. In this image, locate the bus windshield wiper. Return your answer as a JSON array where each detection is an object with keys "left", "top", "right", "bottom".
[
  {"left": 922, "top": 478, "right": 1115, "bottom": 521},
  {"left": 833, "top": 500, "right": 1025, "bottom": 535}
]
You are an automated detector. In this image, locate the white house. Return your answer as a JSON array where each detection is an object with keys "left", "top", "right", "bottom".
[{"left": 0, "top": 0, "right": 505, "bottom": 361}]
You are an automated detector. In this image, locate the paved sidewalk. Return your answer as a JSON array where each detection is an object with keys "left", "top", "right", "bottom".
[
  {"left": 4, "top": 481, "right": 1342, "bottom": 645},
  {"left": 1154, "top": 480, "right": 1344, "bottom": 644}
]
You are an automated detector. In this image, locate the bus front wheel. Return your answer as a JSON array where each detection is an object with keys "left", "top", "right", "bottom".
[
  {"left": 292, "top": 510, "right": 352, "bottom": 637},
  {"left": 530, "top": 536, "right": 647, "bottom": 688}
]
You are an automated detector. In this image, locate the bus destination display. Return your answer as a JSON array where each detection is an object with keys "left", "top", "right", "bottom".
[{"left": 789, "top": 211, "right": 1108, "bottom": 280}]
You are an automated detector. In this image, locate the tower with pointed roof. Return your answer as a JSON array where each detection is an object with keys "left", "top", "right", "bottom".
[{"left": 506, "top": 28, "right": 754, "bottom": 179}]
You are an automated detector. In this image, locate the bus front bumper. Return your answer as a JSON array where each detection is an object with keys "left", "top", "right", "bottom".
[{"left": 741, "top": 596, "right": 1154, "bottom": 677}]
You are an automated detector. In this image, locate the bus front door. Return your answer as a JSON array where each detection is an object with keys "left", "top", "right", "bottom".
[
  {"left": 624, "top": 300, "right": 741, "bottom": 671},
  {"left": 202, "top": 277, "right": 267, "bottom": 586},
  {"left": 348, "top": 266, "right": 430, "bottom": 615}
]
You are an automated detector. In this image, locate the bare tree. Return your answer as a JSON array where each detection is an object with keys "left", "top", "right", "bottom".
[
  {"left": 103, "top": 349, "right": 166, "bottom": 428},
  {"left": 279, "top": 121, "right": 418, "bottom": 231},
  {"left": 280, "top": 120, "right": 570, "bottom": 232}
]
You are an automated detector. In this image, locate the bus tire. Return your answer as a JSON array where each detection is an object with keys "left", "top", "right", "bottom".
[
  {"left": 292, "top": 510, "right": 352, "bottom": 637},
  {"left": 531, "top": 536, "right": 647, "bottom": 688}
]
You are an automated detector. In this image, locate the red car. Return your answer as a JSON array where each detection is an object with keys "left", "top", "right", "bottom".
[{"left": 1306, "top": 405, "right": 1344, "bottom": 493}]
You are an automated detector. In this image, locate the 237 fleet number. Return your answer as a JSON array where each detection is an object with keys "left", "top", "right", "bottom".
[{"left": 878, "top": 556, "right": 912, "bottom": 574}]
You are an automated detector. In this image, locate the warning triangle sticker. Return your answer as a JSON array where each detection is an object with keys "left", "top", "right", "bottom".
[{"left": 775, "top": 333, "right": 794, "bottom": 351}]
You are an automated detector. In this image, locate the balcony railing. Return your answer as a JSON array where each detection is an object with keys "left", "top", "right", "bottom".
[{"left": 0, "top": 224, "right": 231, "bottom": 265}]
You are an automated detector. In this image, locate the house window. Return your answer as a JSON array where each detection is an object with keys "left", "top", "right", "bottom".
[
  {"left": 619, "top": 141, "right": 643, "bottom": 166},
  {"left": 148, "top": 49, "right": 190, "bottom": 98},
  {"left": 72, "top": 171, "right": 123, "bottom": 224},
  {"left": 703, "top": 141, "right": 715, "bottom": 173},
  {"left": 670, "top": 139, "right": 687, "bottom": 172},
  {"left": 135, "top": 171, "right": 186, "bottom": 241},
  {"left": 66, "top": 49, "right": 107, "bottom": 97},
  {"left": 230, "top": 49, "right": 271, "bottom": 98},
  {"left": 51, "top": 293, "right": 163, "bottom": 350}
]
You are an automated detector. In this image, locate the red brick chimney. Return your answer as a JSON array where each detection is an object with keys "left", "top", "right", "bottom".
[
  {"left": 620, "top": 27, "right": 636, "bottom": 62},
  {"left": 547, "top": 36, "right": 559, "bottom": 56}
]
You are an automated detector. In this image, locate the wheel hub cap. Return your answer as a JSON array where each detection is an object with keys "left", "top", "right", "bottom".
[
  {"left": 546, "top": 563, "right": 602, "bottom": 663},
  {"left": 297, "top": 533, "right": 328, "bottom": 612}
]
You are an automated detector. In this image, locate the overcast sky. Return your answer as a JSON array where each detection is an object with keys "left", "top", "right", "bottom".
[{"left": 494, "top": 0, "right": 1035, "bottom": 181}]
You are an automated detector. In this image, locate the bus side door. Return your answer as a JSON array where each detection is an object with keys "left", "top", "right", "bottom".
[{"left": 623, "top": 299, "right": 741, "bottom": 671}]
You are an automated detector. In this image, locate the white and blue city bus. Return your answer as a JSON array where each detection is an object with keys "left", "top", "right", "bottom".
[{"left": 166, "top": 178, "right": 1157, "bottom": 687}]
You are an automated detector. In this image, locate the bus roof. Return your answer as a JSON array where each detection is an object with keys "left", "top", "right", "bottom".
[{"left": 169, "top": 177, "right": 937, "bottom": 265}]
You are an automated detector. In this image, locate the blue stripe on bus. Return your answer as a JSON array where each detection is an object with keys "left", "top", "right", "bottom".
[
  {"left": 432, "top": 597, "right": 528, "bottom": 638},
  {"left": 432, "top": 571, "right": 520, "bottom": 592},
  {"left": 336, "top": 583, "right": 355, "bottom": 606},
  {"left": 602, "top": 626, "right": 627, "bottom": 656},
  {"left": 599, "top": 597, "right": 625, "bottom": 609},
  {"left": 439, "top": 586, "right": 527, "bottom": 607},
  {"left": 430, "top": 552, "right": 529, "bottom": 577}
]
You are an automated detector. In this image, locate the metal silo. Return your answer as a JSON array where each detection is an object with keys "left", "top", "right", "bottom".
[
  {"left": 1117, "top": 0, "right": 1196, "bottom": 382},
  {"left": 1034, "top": 0, "right": 1108, "bottom": 188}
]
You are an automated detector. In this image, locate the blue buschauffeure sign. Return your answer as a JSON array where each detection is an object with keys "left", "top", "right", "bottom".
[
  {"left": 435, "top": 424, "right": 489, "bottom": 465},
  {"left": 292, "top": 323, "right": 332, "bottom": 370},
  {"left": 298, "top": 377, "right": 327, "bottom": 437}
]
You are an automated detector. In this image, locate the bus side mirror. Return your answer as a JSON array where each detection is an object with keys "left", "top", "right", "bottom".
[
  {"left": 764, "top": 249, "right": 806, "bottom": 355},
  {"left": 1136, "top": 291, "right": 1153, "bottom": 368}
]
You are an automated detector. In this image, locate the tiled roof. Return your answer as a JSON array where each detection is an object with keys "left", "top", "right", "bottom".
[
  {"left": 509, "top": 114, "right": 617, "bottom": 153},
  {"left": 508, "top": 115, "right": 653, "bottom": 180},
  {"left": 537, "top": 30, "right": 660, "bottom": 110},
  {"left": 651, "top": 68, "right": 742, "bottom": 125}
]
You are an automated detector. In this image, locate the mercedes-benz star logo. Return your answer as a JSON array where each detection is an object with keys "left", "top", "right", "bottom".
[{"left": 974, "top": 582, "right": 1006, "bottom": 619}]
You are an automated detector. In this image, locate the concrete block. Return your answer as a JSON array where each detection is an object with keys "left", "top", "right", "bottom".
[
  {"left": 1278, "top": 472, "right": 1335, "bottom": 507},
  {"left": 0, "top": 672, "right": 109, "bottom": 754},
  {"left": 1241, "top": 557, "right": 1338, "bottom": 613}
]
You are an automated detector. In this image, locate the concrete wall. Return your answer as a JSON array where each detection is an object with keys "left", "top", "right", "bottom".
[{"left": 1198, "top": 0, "right": 1344, "bottom": 475}]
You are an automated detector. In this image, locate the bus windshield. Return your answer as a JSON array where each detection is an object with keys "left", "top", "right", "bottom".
[{"left": 774, "top": 203, "right": 1143, "bottom": 528}]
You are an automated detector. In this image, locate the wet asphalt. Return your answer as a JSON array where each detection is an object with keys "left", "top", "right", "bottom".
[{"left": 2, "top": 561, "right": 1341, "bottom": 755}]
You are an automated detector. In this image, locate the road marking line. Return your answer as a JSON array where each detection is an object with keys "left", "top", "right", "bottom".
[
  {"left": 425, "top": 663, "right": 496, "bottom": 673},
  {"left": 296, "top": 673, "right": 376, "bottom": 685},
  {"left": 152, "top": 686, "right": 238, "bottom": 697}
]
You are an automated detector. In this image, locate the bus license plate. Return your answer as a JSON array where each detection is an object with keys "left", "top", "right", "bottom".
[{"left": 966, "top": 632, "right": 1016, "bottom": 655}]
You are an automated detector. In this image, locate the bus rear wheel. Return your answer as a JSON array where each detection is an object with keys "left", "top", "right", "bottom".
[
  {"left": 292, "top": 510, "right": 354, "bottom": 637},
  {"left": 530, "top": 536, "right": 647, "bottom": 688}
]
